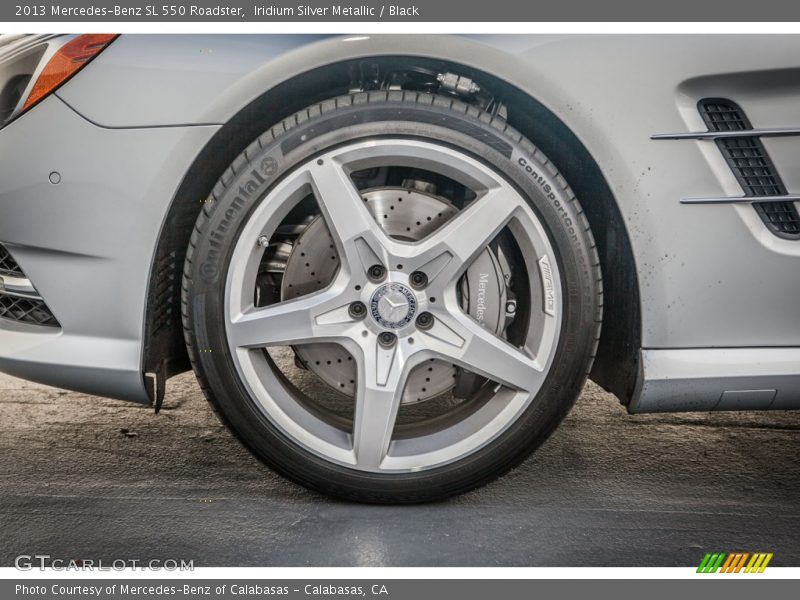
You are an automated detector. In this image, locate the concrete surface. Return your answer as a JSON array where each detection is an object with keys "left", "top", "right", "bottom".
[{"left": 0, "top": 371, "right": 798, "bottom": 567}]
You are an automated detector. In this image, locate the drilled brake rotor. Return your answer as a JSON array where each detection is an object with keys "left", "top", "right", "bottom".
[{"left": 282, "top": 187, "right": 506, "bottom": 404}]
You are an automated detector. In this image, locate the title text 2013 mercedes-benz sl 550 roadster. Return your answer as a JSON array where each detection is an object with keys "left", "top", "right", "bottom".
[{"left": 1, "top": 34, "right": 798, "bottom": 501}]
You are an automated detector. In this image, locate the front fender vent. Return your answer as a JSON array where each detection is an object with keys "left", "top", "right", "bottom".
[{"left": 699, "top": 99, "right": 800, "bottom": 239}]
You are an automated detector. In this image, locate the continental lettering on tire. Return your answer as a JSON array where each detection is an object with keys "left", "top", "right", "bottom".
[
  {"left": 517, "top": 156, "right": 556, "bottom": 201},
  {"left": 200, "top": 167, "right": 268, "bottom": 284},
  {"left": 515, "top": 151, "right": 589, "bottom": 290}
]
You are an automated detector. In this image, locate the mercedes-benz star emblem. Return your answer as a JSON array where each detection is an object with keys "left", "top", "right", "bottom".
[{"left": 370, "top": 283, "right": 418, "bottom": 329}]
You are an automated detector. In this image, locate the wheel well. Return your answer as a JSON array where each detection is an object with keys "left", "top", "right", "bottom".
[{"left": 142, "top": 57, "right": 641, "bottom": 407}]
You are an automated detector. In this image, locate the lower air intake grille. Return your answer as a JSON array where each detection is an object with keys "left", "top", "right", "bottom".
[
  {"left": 0, "top": 243, "right": 60, "bottom": 327},
  {"left": 0, "top": 244, "right": 23, "bottom": 276},
  {"left": 0, "top": 294, "right": 59, "bottom": 327},
  {"left": 698, "top": 98, "right": 800, "bottom": 240}
]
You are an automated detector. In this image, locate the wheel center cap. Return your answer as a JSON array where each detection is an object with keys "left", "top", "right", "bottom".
[{"left": 370, "top": 283, "right": 417, "bottom": 329}]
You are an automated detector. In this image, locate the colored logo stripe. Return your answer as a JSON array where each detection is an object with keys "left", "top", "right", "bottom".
[
  {"left": 745, "top": 553, "right": 773, "bottom": 573},
  {"left": 698, "top": 552, "right": 773, "bottom": 573},
  {"left": 720, "top": 553, "right": 749, "bottom": 573},
  {"left": 697, "top": 553, "right": 726, "bottom": 573}
]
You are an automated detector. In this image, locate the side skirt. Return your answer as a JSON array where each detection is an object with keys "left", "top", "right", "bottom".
[{"left": 629, "top": 348, "right": 800, "bottom": 413}]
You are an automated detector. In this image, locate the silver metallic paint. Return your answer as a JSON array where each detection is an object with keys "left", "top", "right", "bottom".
[{"left": 632, "top": 348, "right": 800, "bottom": 413}]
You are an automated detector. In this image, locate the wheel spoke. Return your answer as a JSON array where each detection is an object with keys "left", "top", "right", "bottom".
[
  {"left": 352, "top": 344, "right": 413, "bottom": 468},
  {"left": 424, "top": 311, "right": 543, "bottom": 393},
  {"left": 308, "top": 159, "right": 390, "bottom": 275},
  {"left": 228, "top": 289, "right": 353, "bottom": 349},
  {"left": 412, "top": 187, "right": 522, "bottom": 284}
]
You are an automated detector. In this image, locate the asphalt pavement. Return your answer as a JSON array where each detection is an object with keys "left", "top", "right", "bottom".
[{"left": 1, "top": 371, "right": 798, "bottom": 567}]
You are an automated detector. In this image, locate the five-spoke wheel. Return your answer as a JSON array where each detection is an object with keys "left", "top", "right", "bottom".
[{"left": 184, "top": 92, "right": 601, "bottom": 502}]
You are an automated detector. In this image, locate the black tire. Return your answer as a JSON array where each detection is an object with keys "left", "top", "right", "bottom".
[{"left": 182, "top": 91, "right": 602, "bottom": 503}]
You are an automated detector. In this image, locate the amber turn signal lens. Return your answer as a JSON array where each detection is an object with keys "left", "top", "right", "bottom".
[{"left": 22, "top": 34, "right": 118, "bottom": 111}]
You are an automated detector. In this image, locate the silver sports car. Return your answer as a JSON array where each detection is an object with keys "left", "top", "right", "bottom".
[{"left": 1, "top": 34, "right": 798, "bottom": 502}]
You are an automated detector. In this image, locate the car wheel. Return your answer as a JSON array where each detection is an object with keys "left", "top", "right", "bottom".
[{"left": 183, "top": 91, "right": 602, "bottom": 503}]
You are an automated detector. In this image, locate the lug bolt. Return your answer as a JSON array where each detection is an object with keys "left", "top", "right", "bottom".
[
  {"left": 409, "top": 270, "right": 428, "bottom": 289},
  {"left": 416, "top": 312, "right": 434, "bottom": 330},
  {"left": 505, "top": 300, "right": 517, "bottom": 315},
  {"left": 378, "top": 332, "right": 397, "bottom": 347},
  {"left": 368, "top": 264, "right": 387, "bottom": 281},
  {"left": 349, "top": 301, "right": 367, "bottom": 319}
]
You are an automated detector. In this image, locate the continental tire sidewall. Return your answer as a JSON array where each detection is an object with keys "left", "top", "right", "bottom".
[{"left": 183, "top": 93, "right": 601, "bottom": 503}]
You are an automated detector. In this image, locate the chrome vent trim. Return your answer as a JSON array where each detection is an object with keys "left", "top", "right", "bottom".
[
  {"left": 681, "top": 194, "right": 800, "bottom": 205},
  {"left": 0, "top": 273, "right": 39, "bottom": 298},
  {"left": 651, "top": 127, "right": 800, "bottom": 141}
]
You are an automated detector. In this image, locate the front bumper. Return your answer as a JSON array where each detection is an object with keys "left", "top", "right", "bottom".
[{"left": 0, "top": 94, "right": 218, "bottom": 402}]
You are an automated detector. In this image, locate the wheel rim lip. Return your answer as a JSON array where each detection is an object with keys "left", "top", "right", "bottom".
[{"left": 224, "top": 138, "right": 564, "bottom": 473}]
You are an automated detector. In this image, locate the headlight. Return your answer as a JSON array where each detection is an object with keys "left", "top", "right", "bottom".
[{"left": 0, "top": 33, "right": 117, "bottom": 129}]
